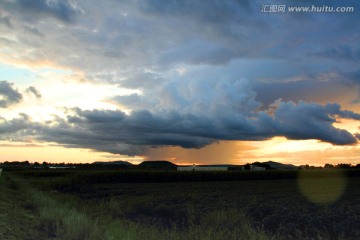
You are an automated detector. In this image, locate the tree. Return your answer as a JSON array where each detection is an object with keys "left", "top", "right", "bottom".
[
  {"left": 42, "top": 161, "right": 49, "bottom": 169},
  {"left": 324, "top": 163, "right": 334, "bottom": 168},
  {"left": 336, "top": 163, "right": 352, "bottom": 169}
]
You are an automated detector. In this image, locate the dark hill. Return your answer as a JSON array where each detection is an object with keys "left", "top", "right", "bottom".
[
  {"left": 262, "top": 161, "right": 297, "bottom": 170},
  {"left": 92, "top": 161, "right": 133, "bottom": 167},
  {"left": 138, "top": 160, "right": 177, "bottom": 170}
]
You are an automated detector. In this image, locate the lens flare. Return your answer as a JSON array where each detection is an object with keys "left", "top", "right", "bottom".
[{"left": 297, "top": 170, "right": 347, "bottom": 205}]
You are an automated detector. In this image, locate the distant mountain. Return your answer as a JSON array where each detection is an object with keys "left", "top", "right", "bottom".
[
  {"left": 138, "top": 160, "right": 177, "bottom": 170},
  {"left": 92, "top": 161, "right": 133, "bottom": 166},
  {"left": 261, "top": 161, "right": 298, "bottom": 170}
]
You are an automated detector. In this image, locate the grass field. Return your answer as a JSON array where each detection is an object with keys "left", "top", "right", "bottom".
[{"left": 1, "top": 169, "right": 360, "bottom": 239}]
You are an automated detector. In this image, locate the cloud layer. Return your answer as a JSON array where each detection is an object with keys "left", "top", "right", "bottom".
[
  {"left": 2, "top": 79, "right": 353, "bottom": 156},
  {"left": 0, "top": 0, "right": 360, "bottom": 159}
]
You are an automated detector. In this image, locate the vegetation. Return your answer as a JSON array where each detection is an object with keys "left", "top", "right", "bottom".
[
  {"left": 0, "top": 174, "right": 48, "bottom": 239},
  {"left": 3, "top": 160, "right": 360, "bottom": 171},
  {"left": 1, "top": 168, "right": 360, "bottom": 239}
]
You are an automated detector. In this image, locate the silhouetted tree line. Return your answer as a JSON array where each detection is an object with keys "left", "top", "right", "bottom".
[
  {"left": 0, "top": 161, "right": 85, "bottom": 170},
  {"left": 296, "top": 163, "right": 360, "bottom": 169},
  {"left": 324, "top": 163, "right": 359, "bottom": 169},
  {"left": 1, "top": 161, "right": 360, "bottom": 170}
]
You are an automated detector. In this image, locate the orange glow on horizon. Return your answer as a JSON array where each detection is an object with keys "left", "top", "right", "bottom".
[
  {"left": 1, "top": 137, "right": 360, "bottom": 166},
  {"left": 0, "top": 141, "right": 144, "bottom": 164}
]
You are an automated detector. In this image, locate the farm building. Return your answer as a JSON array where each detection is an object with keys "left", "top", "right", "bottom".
[
  {"left": 249, "top": 165, "right": 266, "bottom": 171},
  {"left": 177, "top": 165, "right": 228, "bottom": 171}
]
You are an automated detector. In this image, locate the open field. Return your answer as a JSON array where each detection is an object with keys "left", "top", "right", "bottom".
[{"left": 1, "top": 169, "right": 360, "bottom": 239}]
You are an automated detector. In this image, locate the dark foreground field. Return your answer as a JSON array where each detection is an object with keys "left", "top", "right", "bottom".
[{"left": 1, "top": 169, "right": 360, "bottom": 240}]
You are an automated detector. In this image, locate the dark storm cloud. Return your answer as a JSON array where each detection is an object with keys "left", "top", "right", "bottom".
[
  {"left": 325, "top": 103, "right": 360, "bottom": 121},
  {"left": 37, "top": 108, "right": 215, "bottom": 155},
  {"left": 0, "top": 81, "right": 23, "bottom": 108},
  {"left": 2, "top": 87, "right": 357, "bottom": 155},
  {"left": 31, "top": 78, "right": 360, "bottom": 155},
  {"left": 0, "top": 0, "right": 82, "bottom": 23},
  {"left": 34, "top": 98, "right": 360, "bottom": 156},
  {"left": 273, "top": 101, "right": 357, "bottom": 145}
]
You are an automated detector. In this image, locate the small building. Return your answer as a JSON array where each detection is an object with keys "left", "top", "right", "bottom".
[
  {"left": 177, "top": 164, "right": 228, "bottom": 171},
  {"left": 48, "top": 166, "right": 74, "bottom": 169},
  {"left": 0, "top": 168, "right": 2, "bottom": 176},
  {"left": 249, "top": 165, "right": 266, "bottom": 171}
]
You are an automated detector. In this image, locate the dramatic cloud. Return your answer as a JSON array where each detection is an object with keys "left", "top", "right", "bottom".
[
  {"left": 325, "top": 103, "right": 360, "bottom": 120},
  {"left": 25, "top": 79, "right": 358, "bottom": 156},
  {"left": 272, "top": 101, "right": 357, "bottom": 145},
  {"left": 0, "top": 81, "right": 23, "bottom": 108},
  {"left": 0, "top": 0, "right": 360, "bottom": 161},
  {"left": 31, "top": 102, "right": 358, "bottom": 156},
  {"left": 1, "top": 0, "right": 359, "bottom": 85}
]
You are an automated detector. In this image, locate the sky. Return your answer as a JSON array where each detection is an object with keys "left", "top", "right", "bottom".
[{"left": 0, "top": 0, "right": 360, "bottom": 166}]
